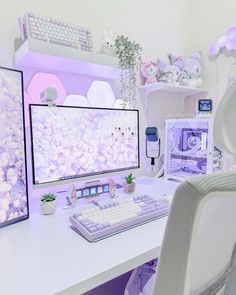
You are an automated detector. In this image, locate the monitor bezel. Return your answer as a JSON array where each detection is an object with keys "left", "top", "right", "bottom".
[
  {"left": 29, "top": 104, "right": 140, "bottom": 186},
  {"left": 0, "top": 66, "right": 29, "bottom": 228}
]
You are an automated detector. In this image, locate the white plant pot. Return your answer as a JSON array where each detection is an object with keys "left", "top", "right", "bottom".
[
  {"left": 40, "top": 200, "right": 56, "bottom": 215},
  {"left": 123, "top": 182, "right": 135, "bottom": 194}
]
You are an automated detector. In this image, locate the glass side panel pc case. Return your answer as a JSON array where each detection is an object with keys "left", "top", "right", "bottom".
[
  {"left": 0, "top": 67, "right": 29, "bottom": 228},
  {"left": 29, "top": 105, "right": 139, "bottom": 186},
  {"left": 164, "top": 118, "right": 213, "bottom": 181}
]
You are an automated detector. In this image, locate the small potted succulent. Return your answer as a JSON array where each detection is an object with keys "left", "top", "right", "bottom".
[
  {"left": 40, "top": 193, "right": 57, "bottom": 215},
  {"left": 123, "top": 173, "right": 136, "bottom": 194}
]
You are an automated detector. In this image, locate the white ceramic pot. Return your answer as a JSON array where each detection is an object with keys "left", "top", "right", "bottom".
[
  {"left": 123, "top": 182, "right": 135, "bottom": 194},
  {"left": 40, "top": 200, "right": 56, "bottom": 215}
]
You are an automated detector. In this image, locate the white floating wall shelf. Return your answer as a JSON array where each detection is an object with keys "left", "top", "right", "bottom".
[
  {"left": 14, "top": 39, "right": 120, "bottom": 79},
  {"left": 138, "top": 82, "right": 208, "bottom": 112}
]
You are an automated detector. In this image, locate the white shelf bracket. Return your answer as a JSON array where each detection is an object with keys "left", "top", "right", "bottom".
[{"left": 180, "top": 94, "right": 186, "bottom": 113}]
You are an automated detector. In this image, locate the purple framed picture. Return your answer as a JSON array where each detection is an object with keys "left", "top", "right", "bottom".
[{"left": 0, "top": 67, "right": 29, "bottom": 228}]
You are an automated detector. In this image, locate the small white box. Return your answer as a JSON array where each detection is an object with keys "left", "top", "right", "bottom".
[{"left": 40, "top": 87, "right": 57, "bottom": 105}]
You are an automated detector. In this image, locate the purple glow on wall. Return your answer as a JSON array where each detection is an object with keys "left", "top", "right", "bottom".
[
  {"left": 24, "top": 92, "right": 33, "bottom": 127},
  {"left": 0, "top": 68, "right": 28, "bottom": 227},
  {"left": 27, "top": 72, "right": 66, "bottom": 104},
  {"left": 209, "top": 25, "right": 236, "bottom": 58}
]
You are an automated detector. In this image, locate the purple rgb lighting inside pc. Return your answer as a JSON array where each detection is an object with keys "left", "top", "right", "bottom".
[
  {"left": 165, "top": 119, "right": 210, "bottom": 179},
  {"left": 29, "top": 105, "right": 139, "bottom": 185},
  {"left": 0, "top": 67, "right": 29, "bottom": 228}
]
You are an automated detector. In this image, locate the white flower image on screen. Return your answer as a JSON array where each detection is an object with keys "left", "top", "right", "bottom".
[
  {"left": 30, "top": 106, "right": 139, "bottom": 184},
  {"left": 0, "top": 68, "right": 28, "bottom": 225}
]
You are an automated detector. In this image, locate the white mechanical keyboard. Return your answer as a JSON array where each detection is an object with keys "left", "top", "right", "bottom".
[
  {"left": 70, "top": 194, "right": 170, "bottom": 242},
  {"left": 18, "top": 13, "right": 93, "bottom": 51}
]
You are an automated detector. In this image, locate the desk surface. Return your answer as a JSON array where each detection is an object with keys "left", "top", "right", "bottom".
[{"left": 0, "top": 177, "right": 179, "bottom": 295}]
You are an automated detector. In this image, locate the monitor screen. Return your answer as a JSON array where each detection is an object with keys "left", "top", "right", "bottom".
[
  {"left": 29, "top": 105, "right": 139, "bottom": 185},
  {"left": 0, "top": 67, "right": 29, "bottom": 228}
]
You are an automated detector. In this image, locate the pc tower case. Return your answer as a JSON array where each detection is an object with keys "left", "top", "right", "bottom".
[{"left": 164, "top": 118, "right": 214, "bottom": 181}]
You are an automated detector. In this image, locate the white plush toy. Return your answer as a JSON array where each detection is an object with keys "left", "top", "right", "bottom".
[
  {"left": 157, "top": 59, "right": 180, "bottom": 85},
  {"left": 184, "top": 51, "right": 202, "bottom": 88},
  {"left": 101, "top": 30, "right": 116, "bottom": 56},
  {"left": 168, "top": 53, "right": 189, "bottom": 86}
]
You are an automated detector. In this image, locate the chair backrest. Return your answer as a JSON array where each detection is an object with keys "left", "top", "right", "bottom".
[
  {"left": 214, "top": 81, "right": 236, "bottom": 155},
  {"left": 153, "top": 172, "right": 236, "bottom": 295}
]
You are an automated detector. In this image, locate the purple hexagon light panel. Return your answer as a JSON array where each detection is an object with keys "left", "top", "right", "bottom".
[
  {"left": 0, "top": 67, "right": 29, "bottom": 228},
  {"left": 210, "top": 26, "right": 236, "bottom": 58},
  {"left": 27, "top": 72, "right": 66, "bottom": 104}
]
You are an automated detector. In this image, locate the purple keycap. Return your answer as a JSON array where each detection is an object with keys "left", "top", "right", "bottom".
[
  {"left": 103, "top": 222, "right": 110, "bottom": 228},
  {"left": 81, "top": 219, "right": 93, "bottom": 227},
  {"left": 73, "top": 213, "right": 80, "bottom": 218},
  {"left": 88, "top": 226, "right": 98, "bottom": 232}
]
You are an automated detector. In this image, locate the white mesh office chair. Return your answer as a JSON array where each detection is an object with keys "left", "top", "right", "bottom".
[
  {"left": 153, "top": 172, "right": 236, "bottom": 295},
  {"left": 125, "top": 82, "right": 236, "bottom": 295}
]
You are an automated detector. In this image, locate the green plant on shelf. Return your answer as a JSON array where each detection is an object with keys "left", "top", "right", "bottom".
[
  {"left": 124, "top": 173, "right": 135, "bottom": 184},
  {"left": 40, "top": 193, "right": 56, "bottom": 202},
  {"left": 115, "top": 35, "right": 142, "bottom": 109}
]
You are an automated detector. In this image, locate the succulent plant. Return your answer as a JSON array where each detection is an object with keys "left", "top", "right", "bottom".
[
  {"left": 124, "top": 173, "right": 135, "bottom": 184},
  {"left": 40, "top": 193, "right": 56, "bottom": 202}
]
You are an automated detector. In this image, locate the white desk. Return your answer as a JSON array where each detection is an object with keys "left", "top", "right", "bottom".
[{"left": 0, "top": 177, "right": 179, "bottom": 295}]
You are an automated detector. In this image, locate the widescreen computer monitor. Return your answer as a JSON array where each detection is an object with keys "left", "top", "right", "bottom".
[
  {"left": 29, "top": 104, "right": 139, "bottom": 186},
  {"left": 0, "top": 67, "right": 29, "bottom": 228}
]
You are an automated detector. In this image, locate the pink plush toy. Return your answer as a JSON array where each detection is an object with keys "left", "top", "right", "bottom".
[{"left": 141, "top": 62, "right": 159, "bottom": 84}]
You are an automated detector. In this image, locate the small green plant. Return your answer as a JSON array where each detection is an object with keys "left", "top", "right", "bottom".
[
  {"left": 124, "top": 173, "right": 135, "bottom": 184},
  {"left": 115, "top": 35, "right": 142, "bottom": 68},
  {"left": 40, "top": 193, "right": 56, "bottom": 202},
  {"left": 115, "top": 35, "right": 142, "bottom": 108}
]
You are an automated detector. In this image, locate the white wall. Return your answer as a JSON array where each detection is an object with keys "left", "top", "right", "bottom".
[
  {"left": 185, "top": 0, "right": 236, "bottom": 103},
  {"left": 0, "top": 0, "right": 187, "bottom": 66}
]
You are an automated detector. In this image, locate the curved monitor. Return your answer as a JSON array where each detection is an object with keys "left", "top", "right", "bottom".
[{"left": 29, "top": 104, "right": 139, "bottom": 186}]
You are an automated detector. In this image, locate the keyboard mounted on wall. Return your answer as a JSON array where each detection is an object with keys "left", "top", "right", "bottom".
[{"left": 18, "top": 12, "right": 93, "bottom": 51}]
